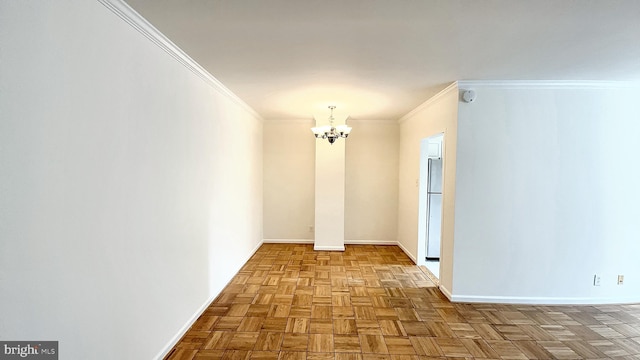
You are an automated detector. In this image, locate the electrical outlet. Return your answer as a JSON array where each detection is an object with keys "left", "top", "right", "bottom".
[
  {"left": 593, "top": 275, "right": 601, "bottom": 286},
  {"left": 617, "top": 275, "right": 624, "bottom": 285}
]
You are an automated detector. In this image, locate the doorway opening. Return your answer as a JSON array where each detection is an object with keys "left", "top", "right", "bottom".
[{"left": 417, "top": 133, "right": 444, "bottom": 282}]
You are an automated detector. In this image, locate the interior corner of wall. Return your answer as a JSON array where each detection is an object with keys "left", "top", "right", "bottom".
[
  {"left": 438, "top": 284, "right": 453, "bottom": 301},
  {"left": 396, "top": 240, "right": 417, "bottom": 264}
]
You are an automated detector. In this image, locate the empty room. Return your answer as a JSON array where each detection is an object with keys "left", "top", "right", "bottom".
[{"left": 1, "top": 1, "right": 639, "bottom": 359}]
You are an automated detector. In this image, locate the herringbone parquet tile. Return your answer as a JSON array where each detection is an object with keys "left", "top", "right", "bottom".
[{"left": 165, "top": 244, "right": 640, "bottom": 360}]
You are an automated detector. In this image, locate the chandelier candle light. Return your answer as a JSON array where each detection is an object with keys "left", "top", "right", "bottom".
[{"left": 311, "top": 106, "right": 352, "bottom": 144}]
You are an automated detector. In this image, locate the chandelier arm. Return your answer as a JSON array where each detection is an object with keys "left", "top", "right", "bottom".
[{"left": 311, "top": 105, "right": 350, "bottom": 144}]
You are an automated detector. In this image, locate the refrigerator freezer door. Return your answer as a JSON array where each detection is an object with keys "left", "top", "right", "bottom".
[{"left": 428, "top": 159, "right": 443, "bottom": 193}]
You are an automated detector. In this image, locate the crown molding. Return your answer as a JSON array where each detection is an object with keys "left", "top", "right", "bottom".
[
  {"left": 97, "top": 0, "right": 262, "bottom": 121},
  {"left": 397, "top": 80, "right": 640, "bottom": 125},
  {"left": 398, "top": 82, "right": 458, "bottom": 124},
  {"left": 457, "top": 80, "right": 640, "bottom": 90}
]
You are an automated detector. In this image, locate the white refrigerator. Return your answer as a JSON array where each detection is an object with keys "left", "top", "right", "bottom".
[{"left": 426, "top": 158, "right": 442, "bottom": 260}]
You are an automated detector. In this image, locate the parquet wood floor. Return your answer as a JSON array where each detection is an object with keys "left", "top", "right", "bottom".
[{"left": 165, "top": 244, "right": 640, "bottom": 360}]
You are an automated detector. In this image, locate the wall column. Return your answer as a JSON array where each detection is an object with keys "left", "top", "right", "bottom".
[{"left": 314, "top": 113, "right": 347, "bottom": 251}]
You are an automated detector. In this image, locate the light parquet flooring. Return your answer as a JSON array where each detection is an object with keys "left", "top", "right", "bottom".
[{"left": 166, "top": 244, "right": 640, "bottom": 360}]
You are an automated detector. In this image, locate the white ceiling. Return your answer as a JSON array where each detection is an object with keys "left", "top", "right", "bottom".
[{"left": 124, "top": 0, "right": 640, "bottom": 120}]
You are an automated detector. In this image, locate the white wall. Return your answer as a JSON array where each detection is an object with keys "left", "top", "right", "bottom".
[
  {"left": 263, "top": 120, "right": 399, "bottom": 244},
  {"left": 263, "top": 120, "right": 315, "bottom": 240},
  {"left": 0, "top": 1, "right": 262, "bottom": 359},
  {"left": 397, "top": 84, "right": 459, "bottom": 290},
  {"left": 453, "top": 81, "right": 640, "bottom": 304},
  {"left": 315, "top": 127, "right": 346, "bottom": 251},
  {"left": 345, "top": 120, "right": 399, "bottom": 242}
]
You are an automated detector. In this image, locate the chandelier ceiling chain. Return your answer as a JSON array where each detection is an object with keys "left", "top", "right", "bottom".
[{"left": 311, "top": 106, "right": 352, "bottom": 144}]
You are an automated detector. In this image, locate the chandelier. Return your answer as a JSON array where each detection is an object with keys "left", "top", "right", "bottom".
[{"left": 311, "top": 106, "right": 352, "bottom": 144}]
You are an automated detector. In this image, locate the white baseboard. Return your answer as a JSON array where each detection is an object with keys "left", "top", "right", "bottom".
[
  {"left": 345, "top": 239, "right": 397, "bottom": 245},
  {"left": 449, "top": 294, "right": 640, "bottom": 305},
  {"left": 439, "top": 284, "right": 453, "bottom": 301},
  {"left": 247, "top": 240, "right": 263, "bottom": 261},
  {"left": 263, "top": 239, "right": 414, "bottom": 257},
  {"left": 419, "top": 266, "right": 440, "bottom": 287},
  {"left": 262, "top": 239, "right": 399, "bottom": 246},
  {"left": 395, "top": 241, "right": 417, "bottom": 263},
  {"left": 314, "top": 245, "right": 345, "bottom": 251},
  {"left": 154, "top": 293, "right": 215, "bottom": 360},
  {"left": 155, "top": 240, "right": 263, "bottom": 359},
  {"left": 262, "top": 238, "right": 314, "bottom": 244}
]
